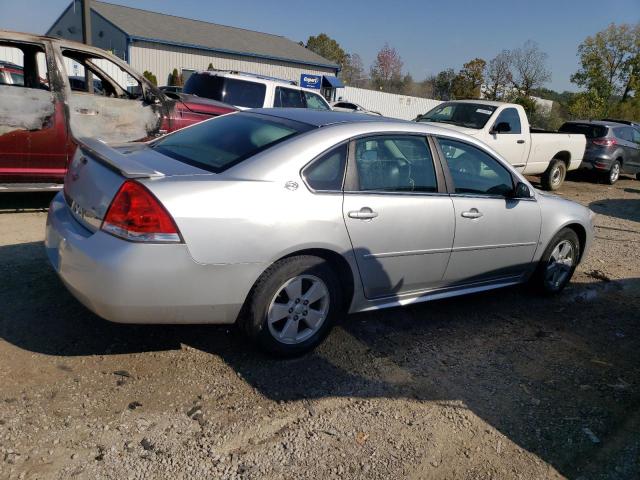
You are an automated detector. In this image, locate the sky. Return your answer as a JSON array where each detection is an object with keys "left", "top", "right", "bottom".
[{"left": 1, "top": 0, "right": 639, "bottom": 92}]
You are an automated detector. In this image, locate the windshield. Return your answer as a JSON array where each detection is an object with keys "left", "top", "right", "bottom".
[
  {"left": 151, "top": 112, "right": 312, "bottom": 173},
  {"left": 418, "top": 103, "right": 497, "bottom": 129}
]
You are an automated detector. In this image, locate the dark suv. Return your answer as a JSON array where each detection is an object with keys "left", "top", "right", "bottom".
[{"left": 559, "top": 120, "right": 640, "bottom": 184}]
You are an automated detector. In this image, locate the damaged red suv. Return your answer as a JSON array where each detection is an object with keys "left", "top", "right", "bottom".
[{"left": 0, "top": 31, "right": 237, "bottom": 191}]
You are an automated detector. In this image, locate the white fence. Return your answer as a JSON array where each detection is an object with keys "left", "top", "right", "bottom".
[{"left": 337, "top": 86, "right": 442, "bottom": 120}]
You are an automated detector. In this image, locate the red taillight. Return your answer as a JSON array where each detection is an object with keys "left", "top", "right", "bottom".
[
  {"left": 592, "top": 138, "right": 616, "bottom": 147},
  {"left": 101, "top": 180, "right": 182, "bottom": 243}
]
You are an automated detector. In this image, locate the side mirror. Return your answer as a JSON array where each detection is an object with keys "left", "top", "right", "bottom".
[
  {"left": 512, "top": 181, "right": 532, "bottom": 199},
  {"left": 491, "top": 122, "right": 511, "bottom": 134}
]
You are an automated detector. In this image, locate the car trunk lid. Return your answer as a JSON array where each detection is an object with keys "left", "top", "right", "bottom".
[{"left": 63, "top": 137, "right": 210, "bottom": 232}]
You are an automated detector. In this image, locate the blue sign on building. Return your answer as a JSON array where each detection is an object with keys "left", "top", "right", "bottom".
[{"left": 300, "top": 74, "right": 322, "bottom": 89}]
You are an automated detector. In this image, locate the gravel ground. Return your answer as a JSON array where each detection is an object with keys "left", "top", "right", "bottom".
[{"left": 0, "top": 175, "right": 639, "bottom": 480}]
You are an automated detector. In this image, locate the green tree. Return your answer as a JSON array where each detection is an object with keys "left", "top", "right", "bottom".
[
  {"left": 306, "top": 33, "right": 347, "bottom": 66},
  {"left": 207, "top": 62, "right": 215, "bottom": 71},
  {"left": 568, "top": 90, "right": 607, "bottom": 119},
  {"left": 571, "top": 23, "right": 639, "bottom": 104},
  {"left": 169, "top": 68, "right": 184, "bottom": 87},
  {"left": 142, "top": 70, "right": 157, "bottom": 86},
  {"left": 433, "top": 69, "right": 456, "bottom": 100},
  {"left": 608, "top": 95, "right": 640, "bottom": 120},
  {"left": 508, "top": 93, "right": 538, "bottom": 117},
  {"left": 451, "top": 58, "right": 486, "bottom": 99},
  {"left": 370, "top": 43, "right": 404, "bottom": 93}
]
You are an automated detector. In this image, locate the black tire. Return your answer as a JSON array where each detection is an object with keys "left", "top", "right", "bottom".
[
  {"left": 531, "top": 228, "right": 580, "bottom": 294},
  {"left": 540, "top": 159, "right": 567, "bottom": 191},
  {"left": 603, "top": 160, "right": 621, "bottom": 185},
  {"left": 240, "top": 255, "right": 343, "bottom": 357}
]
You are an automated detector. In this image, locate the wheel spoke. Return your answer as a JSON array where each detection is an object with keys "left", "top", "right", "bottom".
[
  {"left": 284, "top": 278, "right": 302, "bottom": 300},
  {"left": 279, "top": 318, "right": 298, "bottom": 341},
  {"left": 268, "top": 303, "right": 290, "bottom": 323},
  {"left": 305, "top": 309, "right": 325, "bottom": 329},
  {"left": 303, "top": 282, "right": 325, "bottom": 304},
  {"left": 267, "top": 274, "right": 331, "bottom": 345}
]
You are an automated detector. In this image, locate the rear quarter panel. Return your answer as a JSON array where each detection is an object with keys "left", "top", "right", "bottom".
[{"left": 145, "top": 176, "right": 353, "bottom": 264}]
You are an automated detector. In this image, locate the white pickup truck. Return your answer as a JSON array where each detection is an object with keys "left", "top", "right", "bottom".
[{"left": 417, "top": 100, "right": 586, "bottom": 190}]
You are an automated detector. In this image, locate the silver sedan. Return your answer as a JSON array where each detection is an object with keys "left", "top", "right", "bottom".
[{"left": 45, "top": 109, "right": 595, "bottom": 356}]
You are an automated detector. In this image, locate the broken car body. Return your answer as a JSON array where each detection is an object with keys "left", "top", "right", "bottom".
[{"left": 0, "top": 30, "right": 236, "bottom": 190}]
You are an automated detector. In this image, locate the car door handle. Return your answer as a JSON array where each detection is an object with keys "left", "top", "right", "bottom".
[
  {"left": 348, "top": 207, "right": 378, "bottom": 220},
  {"left": 517, "top": 139, "right": 526, "bottom": 144},
  {"left": 75, "top": 108, "right": 99, "bottom": 116},
  {"left": 461, "top": 208, "right": 483, "bottom": 219}
]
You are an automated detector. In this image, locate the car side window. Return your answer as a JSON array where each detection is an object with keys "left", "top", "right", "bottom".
[
  {"left": 632, "top": 128, "right": 640, "bottom": 145},
  {"left": 493, "top": 108, "right": 521, "bottom": 134},
  {"left": 304, "top": 91, "right": 330, "bottom": 110},
  {"left": 613, "top": 127, "right": 632, "bottom": 142},
  {"left": 437, "top": 137, "right": 514, "bottom": 196},
  {"left": 353, "top": 135, "right": 437, "bottom": 193},
  {"left": 0, "top": 44, "right": 49, "bottom": 90},
  {"left": 274, "top": 87, "right": 306, "bottom": 108},
  {"left": 222, "top": 78, "right": 265, "bottom": 108},
  {"left": 303, "top": 144, "right": 347, "bottom": 191}
]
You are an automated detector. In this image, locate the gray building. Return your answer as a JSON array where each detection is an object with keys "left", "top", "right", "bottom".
[{"left": 47, "top": 1, "right": 340, "bottom": 89}]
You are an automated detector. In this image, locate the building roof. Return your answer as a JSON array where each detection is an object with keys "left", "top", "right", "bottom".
[{"left": 84, "top": 1, "right": 338, "bottom": 70}]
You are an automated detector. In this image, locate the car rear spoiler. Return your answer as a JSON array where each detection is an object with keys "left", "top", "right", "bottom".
[{"left": 77, "top": 137, "right": 165, "bottom": 179}]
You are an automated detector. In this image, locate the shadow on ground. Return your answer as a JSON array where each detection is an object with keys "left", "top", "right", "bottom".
[
  {"left": 590, "top": 198, "right": 640, "bottom": 223},
  {"left": 0, "top": 192, "right": 56, "bottom": 213},
  {"left": 1, "top": 238, "right": 639, "bottom": 479}
]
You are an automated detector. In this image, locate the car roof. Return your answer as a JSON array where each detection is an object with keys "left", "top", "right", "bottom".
[
  {"left": 248, "top": 108, "right": 406, "bottom": 127},
  {"left": 564, "top": 120, "right": 622, "bottom": 128},
  {"left": 193, "top": 69, "right": 297, "bottom": 86},
  {"left": 601, "top": 118, "right": 639, "bottom": 127},
  {"left": 439, "top": 99, "right": 505, "bottom": 108}
]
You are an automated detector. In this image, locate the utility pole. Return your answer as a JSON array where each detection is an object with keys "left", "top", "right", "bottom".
[{"left": 80, "top": 0, "right": 93, "bottom": 93}]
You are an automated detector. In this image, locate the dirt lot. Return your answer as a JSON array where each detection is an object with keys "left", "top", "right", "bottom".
[{"left": 0, "top": 175, "right": 639, "bottom": 480}]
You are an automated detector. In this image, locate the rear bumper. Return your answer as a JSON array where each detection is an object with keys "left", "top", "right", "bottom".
[
  {"left": 45, "top": 192, "right": 264, "bottom": 324},
  {"left": 580, "top": 152, "right": 614, "bottom": 171}
]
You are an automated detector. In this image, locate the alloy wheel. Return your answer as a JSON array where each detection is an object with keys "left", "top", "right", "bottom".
[
  {"left": 544, "top": 240, "right": 575, "bottom": 290},
  {"left": 610, "top": 163, "right": 620, "bottom": 183},
  {"left": 267, "top": 275, "right": 330, "bottom": 345}
]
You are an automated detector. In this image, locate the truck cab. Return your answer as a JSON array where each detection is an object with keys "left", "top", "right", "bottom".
[{"left": 417, "top": 100, "right": 586, "bottom": 190}]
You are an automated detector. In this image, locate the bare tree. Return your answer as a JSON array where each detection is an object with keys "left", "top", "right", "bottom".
[
  {"left": 485, "top": 50, "right": 512, "bottom": 100},
  {"left": 370, "top": 43, "right": 404, "bottom": 93},
  {"left": 341, "top": 53, "right": 366, "bottom": 87},
  {"left": 511, "top": 40, "right": 551, "bottom": 96}
]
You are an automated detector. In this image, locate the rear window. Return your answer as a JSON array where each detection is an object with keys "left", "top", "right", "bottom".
[
  {"left": 183, "top": 74, "right": 266, "bottom": 108},
  {"left": 559, "top": 123, "right": 607, "bottom": 139},
  {"left": 151, "top": 112, "right": 312, "bottom": 173}
]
